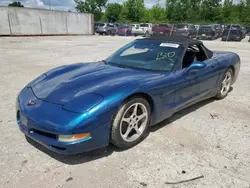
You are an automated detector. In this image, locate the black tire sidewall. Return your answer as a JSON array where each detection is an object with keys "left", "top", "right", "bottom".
[{"left": 110, "top": 97, "right": 151, "bottom": 149}]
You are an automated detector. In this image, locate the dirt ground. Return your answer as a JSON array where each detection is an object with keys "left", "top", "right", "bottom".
[{"left": 0, "top": 35, "right": 249, "bottom": 188}]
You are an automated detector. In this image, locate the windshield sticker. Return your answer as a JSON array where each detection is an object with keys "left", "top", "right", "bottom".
[
  {"left": 160, "top": 43, "right": 179, "bottom": 48},
  {"left": 156, "top": 52, "right": 176, "bottom": 61}
]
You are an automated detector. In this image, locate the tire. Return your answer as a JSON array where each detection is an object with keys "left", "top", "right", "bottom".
[
  {"left": 215, "top": 69, "right": 233, "bottom": 100},
  {"left": 107, "top": 30, "right": 111, "bottom": 35},
  {"left": 110, "top": 97, "right": 151, "bottom": 149}
]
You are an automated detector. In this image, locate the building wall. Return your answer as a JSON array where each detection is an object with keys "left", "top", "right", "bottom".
[{"left": 0, "top": 6, "right": 94, "bottom": 36}]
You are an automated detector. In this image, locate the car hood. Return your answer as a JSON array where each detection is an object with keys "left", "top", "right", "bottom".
[{"left": 31, "top": 62, "right": 160, "bottom": 105}]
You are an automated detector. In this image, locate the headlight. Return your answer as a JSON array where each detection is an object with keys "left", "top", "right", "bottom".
[{"left": 58, "top": 133, "right": 91, "bottom": 143}]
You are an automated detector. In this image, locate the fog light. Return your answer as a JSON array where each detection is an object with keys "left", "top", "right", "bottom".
[{"left": 58, "top": 133, "right": 91, "bottom": 142}]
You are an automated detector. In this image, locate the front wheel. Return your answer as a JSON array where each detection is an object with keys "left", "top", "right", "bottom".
[
  {"left": 107, "top": 30, "right": 111, "bottom": 35},
  {"left": 110, "top": 97, "right": 151, "bottom": 149},
  {"left": 215, "top": 69, "right": 233, "bottom": 99}
]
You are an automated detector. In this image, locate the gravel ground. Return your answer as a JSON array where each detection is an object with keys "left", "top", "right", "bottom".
[{"left": 0, "top": 35, "right": 249, "bottom": 188}]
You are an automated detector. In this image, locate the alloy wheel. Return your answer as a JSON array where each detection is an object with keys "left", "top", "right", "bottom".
[
  {"left": 220, "top": 71, "right": 232, "bottom": 96},
  {"left": 120, "top": 103, "right": 148, "bottom": 142}
]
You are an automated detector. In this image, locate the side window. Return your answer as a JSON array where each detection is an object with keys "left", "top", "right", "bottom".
[
  {"left": 182, "top": 44, "right": 207, "bottom": 69},
  {"left": 188, "top": 25, "right": 195, "bottom": 29}
]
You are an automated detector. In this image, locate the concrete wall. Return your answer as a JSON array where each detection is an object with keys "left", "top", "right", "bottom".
[{"left": 0, "top": 6, "right": 94, "bottom": 36}]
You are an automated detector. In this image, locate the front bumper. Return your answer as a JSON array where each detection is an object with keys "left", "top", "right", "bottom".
[
  {"left": 222, "top": 35, "right": 241, "bottom": 41},
  {"left": 197, "top": 35, "right": 214, "bottom": 40},
  {"left": 16, "top": 88, "right": 111, "bottom": 155},
  {"left": 131, "top": 31, "right": 144, "bottom": 35},
  {"left": 174, "top": 32, "right": 189, "bottom": 37},
  {"left": 153, "top": 32, "right": 169, "bottom": 36}
]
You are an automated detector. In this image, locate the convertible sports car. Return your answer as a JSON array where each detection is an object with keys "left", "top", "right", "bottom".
[{"left": 16, "top": 36, "right": 240, "bottom": 154}]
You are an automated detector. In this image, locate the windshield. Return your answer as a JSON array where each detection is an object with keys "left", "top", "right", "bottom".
[
  {"left": 105, "top": 39, "right": 185, "bottom": 72},
  {"left": 199, "top": 25, "right": 213, "bottom": 29},
  {"left": 176, "top": 24, "right": 187, "bottom": 29},
  {"left": 140, "top": 24, "right": 149, "bottom": 27},
  {"left": 226, "top": 25, "right": 241, "bottom": 30},
  {"left": 118, "top": 25, "right": 129, "bottom": 28},
  {"left": 158, "top": 24, "right": 169, "bottom": 27},
  {"left": 99, "top": 23, "right": 105, "bottom": 27}
]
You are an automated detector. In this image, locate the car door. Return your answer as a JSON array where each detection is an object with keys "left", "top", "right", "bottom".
[
  {"left": 185, "top": 44, "right": 219, "bottom": 101},
  {"left": 110, "top": 25, "right": 116, "bottom": 34},
  {"left": 170, "top": 68, "right": 200, "bottom": 112},
  {"left": 188, "top": 24, "right": 196, "bottom": 38},
  {"left": 163, "top": 45, "right": 203, "bottom": 112},
  {"left": 172, "top": 44, "right": 219, "bottom": 111},
  {"left": 192, "top": 59, "right": 219, "bottom": 98}
]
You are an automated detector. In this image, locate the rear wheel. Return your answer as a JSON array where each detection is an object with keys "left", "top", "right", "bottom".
[
  {"left": 107, "top": 30, "right": 111, "bottom": 35},
  {"left": 215, "top": 69, "right": 233, "bottom": 99},
  {"left": 110, "top": 97, "right": 150, "bottom": 149}
]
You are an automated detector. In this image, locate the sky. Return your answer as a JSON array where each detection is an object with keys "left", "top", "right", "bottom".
[
  {"left": 0, "top": 0, "right": 165, "bottom": 11},
  {"left": 0, "top": 0, "right": 240, "bottom": 11}
]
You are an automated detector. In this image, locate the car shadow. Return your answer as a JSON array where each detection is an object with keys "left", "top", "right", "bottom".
[{"left": 27, "top": 90, "right": 234, "bottom": 165}]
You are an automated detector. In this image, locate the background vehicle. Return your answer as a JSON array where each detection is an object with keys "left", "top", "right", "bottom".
[
  {"left": 96, "top": 23, "right": 117, "bottom": 35},
  {"left": 214, "top": 24, "right": 223, "bottom": 37},
  {"left": 245, "top": 26, "right": 250, "bottom": 35},
  {"left": 197, "top": 25, "right": 218, "bottom": 40},
  {"left": 152, "top": 24, "right": 174, "bottom": 36},
  {"left": 116, "top": 24, "right": 132, "bottom": 36},
  {"left": 131, "top": 23, "right": 153, "bottom": 37},
  {"left": 242, "top": 27, "right": 247, "bottom": 38},
  {"left": 94, "top": 22, "right": 103, "bottom": 32},
  {"left": 173, "top": 23, "right": 197, "bottom": 38},
  {"left": 221, "top": 24, "right": 244, "bottom": 41}
]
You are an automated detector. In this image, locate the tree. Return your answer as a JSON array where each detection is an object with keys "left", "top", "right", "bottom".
[
  {"left": 122, "top": 0, "right": 144, "bottom": 22},
  {"left": 105, "top": 3, "right": 123, "bottom": 22},
  {"left": 199, "top": 0, "right": 221, "bottom": 23},
  {"left": 8, "top": 1, "right": 24, "bottom": 7},
  {"left": 74, "top": 0, "right": 108, "bottom": 21},
  {"left": 150, "top": 4, "right": 166, "bottom": 23}
]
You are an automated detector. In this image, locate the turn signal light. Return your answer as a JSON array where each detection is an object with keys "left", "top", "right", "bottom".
[{"left": 58, "top": 133, "right": 91, "bottom": 142}]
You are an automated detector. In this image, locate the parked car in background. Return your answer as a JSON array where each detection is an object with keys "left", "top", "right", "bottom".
[
  {"left": 116, "top": 24, "right": 132, "bottom": 36},
  {"left": 94, "top": 22, "right": 103, "bottom": 32},
  {"left": 214, "top": 24, "right": 223, "bottom": 37},
  {"left": 131, "top": 23, "right": 153, "bottom": 37},
  {"left": 245, "top": 26, "right": 250, "bottom": 35},
  {"left": 197, "top": 25, "right": 218, "bottom": 40},
  {"left": 152, "top": 24, "right": 174, "bottom": 36},
  {"left": 96, "top": 23, "right": 117, "bottom": 35},
  {"left": 173, "top": 23, "right": 197, "bottom": 38},
  {"left": 242, "top": 27, "right": 247, "bottom": 38},
  {"left": 221, "top": 24, "right": 244, "bottom": 41}
]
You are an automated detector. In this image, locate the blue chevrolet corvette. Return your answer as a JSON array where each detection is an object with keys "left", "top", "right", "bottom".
[{"left": 16, "top": 36, "right": 240, "bottom": 154}]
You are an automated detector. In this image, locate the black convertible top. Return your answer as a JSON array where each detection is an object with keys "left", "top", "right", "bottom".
[
  {"left": 139, "top": 36, "right": 213, "bottom": 58},
  {"left": 141, "top": 36, "right": 202, "bottom": 45}
]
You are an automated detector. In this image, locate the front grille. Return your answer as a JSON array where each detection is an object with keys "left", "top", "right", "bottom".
[{"left": 32, "top": 129, "right": 57, "bottom": 139}]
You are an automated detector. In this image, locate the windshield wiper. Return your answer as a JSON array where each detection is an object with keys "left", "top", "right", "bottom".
[
  {"left": 101, "top": 60, "right": 107, "bottom": 64},
  {"left": 116, "top": 65, "right": 127, "bottom": 69}
]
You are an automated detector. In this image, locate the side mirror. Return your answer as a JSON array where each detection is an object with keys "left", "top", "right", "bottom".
[{"left": 185, "top": 62, "right": 206, "bottom": 74}]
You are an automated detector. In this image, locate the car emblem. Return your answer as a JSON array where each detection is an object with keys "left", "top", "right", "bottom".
[{"left": 27, "top": 100, "right": 36, "bottom": 106}]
